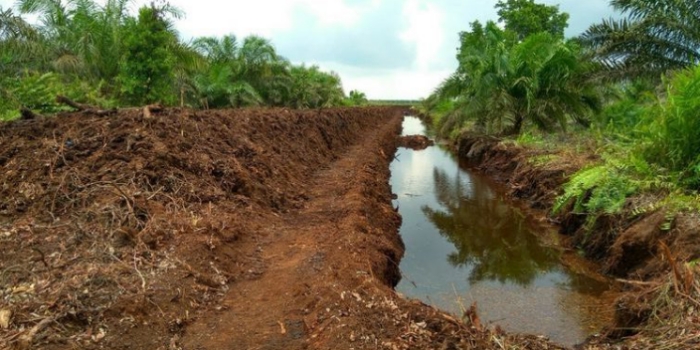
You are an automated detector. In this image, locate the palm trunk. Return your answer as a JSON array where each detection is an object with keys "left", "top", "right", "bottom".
[
  {"left": 512, "top": 115, "right": 524, "bottom": 135},
  {"left": 504, "top": 115, "right": 525, "bottom": 135}
]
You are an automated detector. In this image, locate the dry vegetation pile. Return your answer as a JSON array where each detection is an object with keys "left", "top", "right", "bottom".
[{"left": 0, "top": 107, "right": 398, "bottom": 349}]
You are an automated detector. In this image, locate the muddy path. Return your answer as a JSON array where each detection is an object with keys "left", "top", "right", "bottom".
[
  {"left": 182, "top": 110, "right": 406, "bottom": 349},
  {"left": 0, "top": 107, "right": 568, "bottom": 350}
]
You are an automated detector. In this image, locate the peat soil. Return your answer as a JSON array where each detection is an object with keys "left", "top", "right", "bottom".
[
  {"left": 457, "top": 133, "right": 700, "bottom": 349},
  {"left": 0, "top": 107, "right": 567, "bottom": 350},
  {"left": 397, "top": 135, "right": 433, "bottom": 150}
]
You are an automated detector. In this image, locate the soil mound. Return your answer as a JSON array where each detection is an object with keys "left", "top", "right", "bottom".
[
  {"left": 397, "top": 135, "right": 434, "bottom": 150},
  {"left": 0, "top": 106, "right": 401, "bottom": 349}
]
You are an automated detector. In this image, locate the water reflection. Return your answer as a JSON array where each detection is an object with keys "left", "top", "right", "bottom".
[
  {"left": 392, "top": 117, "right": 613, "bottom": 346},
  {"left": 423, "top": 167, "right": 560, "bottom": 286}
]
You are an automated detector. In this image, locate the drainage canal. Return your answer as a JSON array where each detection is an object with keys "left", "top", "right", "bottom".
[{"left": 391, "top": 117, "right": 615, "bottom": 346}]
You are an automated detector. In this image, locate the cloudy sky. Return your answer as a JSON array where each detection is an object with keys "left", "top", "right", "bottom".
[{"left": 0, "top": 0, "right": 617, "bottom": 99}]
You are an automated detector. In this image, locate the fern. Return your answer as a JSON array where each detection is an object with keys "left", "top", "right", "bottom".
[
  {"left": 554, "top": 163, "right": 638, "bottom": 216},
  {"left": 660, "top": 211, "right": 675, "bottom": 232}
]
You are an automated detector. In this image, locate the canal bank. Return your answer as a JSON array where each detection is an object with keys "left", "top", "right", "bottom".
[{"left": 391, "top": 117, "right": 617, "bottom": 346}]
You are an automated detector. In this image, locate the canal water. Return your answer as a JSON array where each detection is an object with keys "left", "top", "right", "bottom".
[{"left": 391, "top": 117, "right": 614, "bottom": 346}]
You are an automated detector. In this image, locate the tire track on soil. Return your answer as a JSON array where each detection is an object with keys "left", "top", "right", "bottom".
[{"left": 182, "top": 114, "right": 403, "bottom": 349}]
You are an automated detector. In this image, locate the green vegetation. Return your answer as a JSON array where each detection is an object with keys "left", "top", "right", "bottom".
[
  {"left": 581, "top": 0, "right": 700, "bottom": 80},
  {"left": 0, "top": 0, "right": 365, "bottom": 121},
  {"left": 425, "top": 20, "right": 599, "bottom": 136},
  {"left": 422, "top": 0, "right": 700, "bottom": 225},
  {"left": 495, "top": 0, "right": 569, "bottom": 39},
  {"left": 119, "top": 5, "right": 178, "bottom": 105},
  {"left": 553, "top": 64, "right": 700, "bottom": 223},
  {"left": 346, "top": 90, "right": 368, "bottom": 106}
]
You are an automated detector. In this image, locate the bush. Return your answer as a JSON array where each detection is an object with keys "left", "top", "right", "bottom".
[
  {"left": 118, "top": 6, "right": 177, "bottom": 105},
  {"left": 554, "top": 164, "right": 638, "bottom": 217},
  {"left": 638, "top": 65, "right": 700, "bottom": 186},
  {"left": 0, "top": 71, "right": 116, "bottom": 120}
]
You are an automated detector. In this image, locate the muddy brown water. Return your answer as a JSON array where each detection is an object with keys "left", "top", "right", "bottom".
[{"left": 391, "top": 117, "right": 615, "bottom": 347}]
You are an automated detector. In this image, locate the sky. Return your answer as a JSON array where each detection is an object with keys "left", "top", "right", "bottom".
[{"left": 0, "top": 0, "right": 617, "bottom": 100}]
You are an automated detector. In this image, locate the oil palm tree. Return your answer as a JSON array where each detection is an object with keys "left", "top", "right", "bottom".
[
  {"left": 192, "top": 35, "right": 263, "bottom": 108},
  {"left": 432, "top": 21, "right": 599, "bottom": 135},
  {"left": 0, "top": 6, "right": 46, "bottom": 73},
  {"left": 347, "top": 90, "right": 368, "bottom": 106},
  {"left": 581, "top": 0, "right": 700, "bottom": 80},
  {"left": 16, "top": 0, "right": 124, "bottom": 79},
  {"left": 239, "top": 36, "right": 293, "bottom": 106}
]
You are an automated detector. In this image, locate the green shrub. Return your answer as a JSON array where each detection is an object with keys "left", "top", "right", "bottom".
[
  {"left": 554, "top": 164, "right": 637, "bottom": 216},
  {"left": 638, "top": 65, "right": 700, "bottom": 187},
  {"left": 0, "top": 71, "right": 115, "bottom": 121},
  {"left": 118, "top": 6, "right": 177, "bottom": 105}
]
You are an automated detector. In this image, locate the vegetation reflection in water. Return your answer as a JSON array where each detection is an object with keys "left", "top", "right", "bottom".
[
  {"left": 392, "top": 117, "right": 612, "bottom": 346},
  {"left": 424, "top": 167, "right": 560, "bottom": 286}
]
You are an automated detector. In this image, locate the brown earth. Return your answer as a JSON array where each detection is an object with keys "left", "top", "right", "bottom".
[
  {"left": 0, "top": 107, "right": 568, "bottom": 350},
  {"left": 397, "top": 135, "right": 434, "bottom": 150},
  {"left": 457, "top": 132, "right": 700, "bottom": 349}
]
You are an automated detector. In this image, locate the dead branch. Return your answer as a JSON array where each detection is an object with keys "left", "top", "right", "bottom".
[
  {"left": 175, "top": 259, "right": 225, "bottom": 289},
  {"left": 659, "top": 241, "right": 684, "bottom": 294},
  {"left": 89, "top": 108, "right": 118, "bottom": 116},
  {"left": 18, "top": 317, "right": 53, "bottom": 349},
  {"left": 615, "top": 278, "right": 662, "bottom": 287},
  {"left": 56, "top": 95, "right": 117, "bottom": 116},
  {"left": 56, "top": 95, "right": 91, "bottom": 111}
]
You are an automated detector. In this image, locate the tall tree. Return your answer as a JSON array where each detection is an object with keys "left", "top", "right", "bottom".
[
  {"left": 495, "top": 0, "right": 569, "bottom": 40},
  {"left": 238, "top": 35, "right": 291, "bottom": 106},
  {"left": 118, "top": 5, "right": 178, "bottom": 105},
  {"left": 428, "top": 21, "right": 599, "bottom": 135},
  {"left": 192, "top": 34, "right": 263, "bottom": 108},
  {"left": 581, "top": 0, "right": 700, "bottom": 80},
  {"left": 0, "top": 6, "right": 45, "bottom": 74},
  {"left": 16, "top": 0, "right": 132, "bottom": 81}
]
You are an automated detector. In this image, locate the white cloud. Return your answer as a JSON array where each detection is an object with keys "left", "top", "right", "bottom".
[
  {"left": 171, "top": 0, "right": 299, "bottom": 39},
  {"left": 311, "top": 61, "right": 451, "bottom": 100},
  {"left": 171, "top": 0, "right": 373, "bottom": 39},
  {"left": 400, "top": 0, "right": 445, "bottom": 70},
  {"left": 0, "top": 0, "right": 616, "bottom": 99},
  {"left": 297, "top": 0, "right": 365, "bottom": 27}
]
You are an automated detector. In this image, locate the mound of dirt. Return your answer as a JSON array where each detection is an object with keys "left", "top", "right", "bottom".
[
  {"left": 0, "top": 107, "right": 396, "bottom": 349},
  {"left": 397, "top": 135, "right": 434, "bottom": 150}
]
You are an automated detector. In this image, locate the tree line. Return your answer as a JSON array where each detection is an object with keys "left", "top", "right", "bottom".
[
  {"left": 422, "top": 0, "right": 700, "bottom": 217},
  {"left": 0, "top": 0, "right": 369, "bottom": 121},
  {"left": 425, "top": 0, "right": 700, "bottom": 135}
]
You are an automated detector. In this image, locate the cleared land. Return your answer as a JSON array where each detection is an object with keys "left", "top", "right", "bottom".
[{"left": 0, "top": 107, "right": 564, "bottom": 350}]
